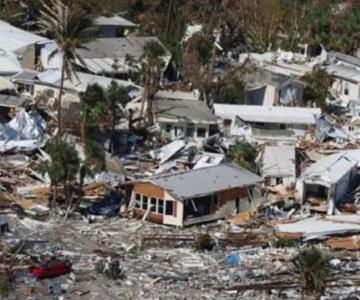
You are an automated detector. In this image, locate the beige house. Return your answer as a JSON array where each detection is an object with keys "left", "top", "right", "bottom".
[{"left": 125, "top": 164, "right": 262, "bottom": 226}]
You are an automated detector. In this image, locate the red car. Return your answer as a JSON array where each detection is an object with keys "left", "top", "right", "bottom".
[{"left": 28, "top": 260, "right": 72, "bottom": 279}]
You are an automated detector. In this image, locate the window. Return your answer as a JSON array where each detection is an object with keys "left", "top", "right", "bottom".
[
  {"left": 134, "top": 194, "right": 141, "bottom": 208},
  {"left": 142, "top": 196, "right": 148, "bottom": 210},
  {"left": 46, "top": 89, "right": 55, "bottom": 98},
  {"left": 150, "top": 198, "right": 157, "bottom": 212},
  {"left": 186, "top": 124, "right": 195, "bottom": 137},
  {"left": 165, "top": 124, "right": 172, "bottom": 133},
  {"left": 165, "top": 201, "right": 174, "bottom": 216},
  {"left": 197, "top": 127, "right": 206, "bottom": 138},
  {"left": 158, "top": 199, "right": 164, "bottom": 214},
  {"left": 213, "top": 194, "right": 219, "bottom": 208},
  {"left": 344, "top": 82, "right": 350, "bottom": 96}
]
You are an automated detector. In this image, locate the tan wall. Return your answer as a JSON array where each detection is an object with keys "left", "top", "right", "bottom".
[
  {"left": 133, "top": 208, "right": 164, "bottom": 224},
  {"left": 33, "top": 84, "right": 79, "bottom": 106},
  {"left": 15, "top": 45, "right": 35, "bottom": 69},
  {"left": 133, "top": 182, "right": 165, "bottom": 199}
]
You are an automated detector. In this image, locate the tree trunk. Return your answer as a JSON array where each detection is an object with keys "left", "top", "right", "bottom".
[
  {"left": 109, "top": 102, "right": 116, "bottom": 154},
  {"left": 81, "top": 112, "right": 86, "bottom": 143},
  {"left": 165, "top": 0, "right": 174, "bottom": 37},
  {"left": 57, "top": 61, "right": 66, "bottom": 139},
  {"left": 52, "top": 184, "right": 57, "bottom": 212}
]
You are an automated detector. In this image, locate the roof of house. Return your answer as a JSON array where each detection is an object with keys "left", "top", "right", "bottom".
[
  {"left": 302, "top": 152, "right": 358, "bottom": 185},
  {"left": 144, "top": 163, "right": 262, "bottom": 200},
  {"left": 76, "top": 36, "right": 170, "bottom": 74},
  {"left": 262, "top": 145, "right": 296, "bottom": 178},
  {"left": 245, "top": 69, "right": 304, "bottom": 91},
  {"left": 214, "top": 104, "right": 321, "bottom": 125},
  {"left": 154, "top": 98, "right": 217, "bottom": 124},
  {"left": 96, "top": 16, "right": 137, "bottom": 27},
  {"left": 0, "top": 50, "right": 22, "bottom": 75},
  {"left": 325, "top": 64, "right": 360, "bottom": 83},
  {"left": 155, "top": 90, "right": 200, "bottom": 101},
  {"left": 0, "top": 20, "right": 47, "bottom": 53},
  {"left": 0, "top": 94, "right": 26, "bottom": 108},
  {"left": 77, "top": 36, "right": 169, "bottom": 59},
  {"left": 329, "top": 52, "right": 360, "bottom": 68},
  {"left": 34, "top": 70, "right": 139, "bottom": 93},
  {"left": 11, "top": 69, "right": 39, "bottom": 83}
]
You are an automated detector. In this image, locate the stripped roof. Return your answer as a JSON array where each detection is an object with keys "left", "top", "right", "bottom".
[
  {"left": 146, "top": 163, "right": 262, "bottom": 200},
  {"left": 154, "top": 98, "right": 217, "bottom": 124}
]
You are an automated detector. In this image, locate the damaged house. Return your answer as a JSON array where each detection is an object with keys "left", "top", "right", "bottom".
[
  {"left": 126, "top": 164, "right": 262, "bottom": 226},
  {"left": 11, "top": 69, "right": 140, "bottom": 106},
  {"left": 153, "top": 97, "right": 218, "bottom": 142},
  {"left": 261, "top": 145, "right": 296, "bottom": 187},
  {"left": 244, "top": 69, "right": 305, "bottom": 107},
  {"left": 214, "top": 104, "right": 321, "bottom": 141},
  {"left": 75, "top": 36, "right": 171, "bottom": 79},
  {"left": 298, "top": 151, "right": 359, "bottom": 212}
]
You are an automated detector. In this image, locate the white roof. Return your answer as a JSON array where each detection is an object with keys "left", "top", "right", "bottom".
[
  {"left": 36, "top": 70, "right": 139, "bottom": 93},
  {"left": 0, "top": 50, "right": 22, "bottom": 75},
  {"left": 214, "top": 104, "right": 321, "bottom": 125},
  {"left": 325, "top": 64, "right": 360, "bottom": 83},
  {"left": 155, "top": 90, "right": 200, "bottom": 101},
  {"left": 96, "top": 16, "right": 137, "bottom": 27},
  {"left": 262, "top": 145, "right": 295, "bottom": 178},
  {"left": 302, "top": 151, "right": 358, "bottom": 185},
  {"left": 0, "top": 20, "right": 47, "bottom": 53},
  {"left": 275, "top": 216, "right": 360, "bottom": 240}
]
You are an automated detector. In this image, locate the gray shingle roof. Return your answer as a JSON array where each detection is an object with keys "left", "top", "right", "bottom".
[
  {"left": 77, "top": 36, "right": 169, "bottom": 59},
  {"left": 154, "top": 99, "right": 217, "bottom": 124},
  {"left": 147, "top": 163, "right": 262, "bottom": 200}
]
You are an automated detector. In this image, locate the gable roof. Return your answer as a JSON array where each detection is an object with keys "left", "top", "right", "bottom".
[
  {"left": 77, "top": 36, "right": 169, "bottom": 59},
  {"left": 302, "top": 152, "right": 358, "bottom": 185},
  {"left": 0, "top": 20, "right": 47, "bottom": 53},
  {"left": 154, "top": 98, "right": 217, "bottom": 124},
  {"left": 144, "top": 164, "right": 262, "bottom": 200},
  {"left": 96, "top": 16, "right": 137, "bottom": 27}
]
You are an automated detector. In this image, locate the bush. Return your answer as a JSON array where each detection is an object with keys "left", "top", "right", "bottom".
[{"left": 194, "top": 233, "right": 214, "bottom": 251}]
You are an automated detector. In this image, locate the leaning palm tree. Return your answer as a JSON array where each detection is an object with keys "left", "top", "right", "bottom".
[{"left": 38, "top": 0, "right": 95, "bottom": 138}]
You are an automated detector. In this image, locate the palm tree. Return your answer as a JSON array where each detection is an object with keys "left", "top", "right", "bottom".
[
  {"left": 293, "top": 247, "right": 330, "bottom": 300},
  {"left": 38, "top": 0, "right": 95, "bottom": 138},
  {"left": 106, "top": 81, "right": 129, "bottom": 154},
  {"left": 226, "top": 141, "right": 258, "bottom": 173},
  {"left": 140, "top": 40, "right": 166, "bottom": 125}
]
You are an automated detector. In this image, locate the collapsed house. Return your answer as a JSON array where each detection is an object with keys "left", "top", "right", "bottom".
[
  {"left": 298, "top": 151, "right": 359, "bottom": 212},
  {"left": 326, "top": 52, "right": 360, "bottom": 104},
  {"left": 243, "top": 69, "right": 305, "bottom": 106},
  {"left": 153, "top": 97, "right": 218, "bottom": 142},
  {"left": 261, "top": 145, "right": 296, "bottom": 187},
  {"left": 126, "top": 164, "right": 262, "bottom": 226}
]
